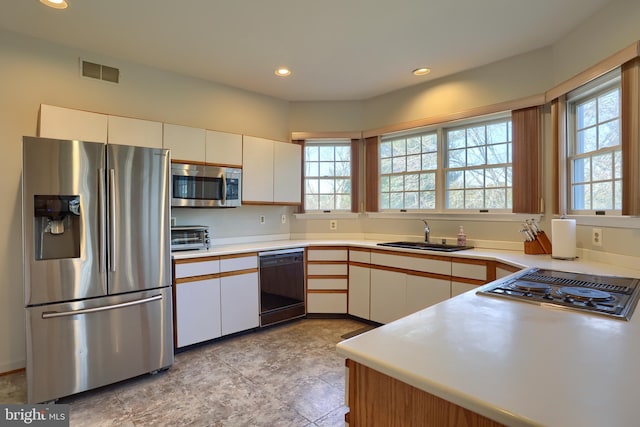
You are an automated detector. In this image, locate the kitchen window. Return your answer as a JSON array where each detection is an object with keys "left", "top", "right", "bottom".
[
  {"left": 304, "top": 139, "right": 352, "bottom": 211},
  {"left": 378, "top": 115, "right": 513, "bottom": 212},
  {"left": 566, "top": 71, "right": 621, "bottom": 214},
  {"left": 444, "top": 118, "right": 513, "bottom": 210}
]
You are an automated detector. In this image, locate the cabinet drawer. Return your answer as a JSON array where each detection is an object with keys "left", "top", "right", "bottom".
[
  {"left": 349, "top": 249, "right": 371, "bottom": 264},
  {"left": 307, "top": 293, "right": 347, "bottom": 313},
  {"left": 307, "top": 263, "right": 348, "bottom": 276},
  {"left": 175, "top": 258, "right": 220, "bottom": 278},
  {"left": 371, "top": 252, "right": 450, "bottom": 276},
  {"left": 307, "top": 249, "right": 348, "bottom": 261},
  {"left": 308, "top": 278, "right": 348, "bottom": 290},
  {"left": 451, "top": 261, "right": 487, "bottom": 281},
  {"left": 220, "top": 254, "right": 257, "bottom": 272}
]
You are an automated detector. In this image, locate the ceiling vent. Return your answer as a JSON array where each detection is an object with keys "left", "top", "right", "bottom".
[{"left": 81, "top": 59, "right": 120, "bottom": 84}]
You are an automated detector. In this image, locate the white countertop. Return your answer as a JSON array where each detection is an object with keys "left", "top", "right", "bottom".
[{"left": 174, "top": 238, "right": 640, "bottom": 426}]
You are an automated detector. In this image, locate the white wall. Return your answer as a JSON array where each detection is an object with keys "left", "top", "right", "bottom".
[{"left": 0, "top": 29, "right": 290, "bottom": 372}]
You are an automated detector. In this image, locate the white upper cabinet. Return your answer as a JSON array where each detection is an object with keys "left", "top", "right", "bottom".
[
  {"left": 242, "top": 135, "right": 301, "bottom": 204},
  {"left": 274, "top": 141, "right": 301, "bottom": 204},
  {"left": 39, "top": 104, "right": 108, "bottom": 143},
  {"left": 107, "top": 116, "right": 163, "bottom": 148},
  {"left": 242, "top": 135, "right": 275, "bottom": 203},
  {"left": 163, "top": 123, "right": 206, "bottom": 162},
  {"left": 205, "top": 130, "right": 242, "bottom": 166}
]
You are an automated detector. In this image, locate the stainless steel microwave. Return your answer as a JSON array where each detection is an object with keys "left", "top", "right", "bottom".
[{"left": 171, "top": 163, "right": 241, "bottom": 208}]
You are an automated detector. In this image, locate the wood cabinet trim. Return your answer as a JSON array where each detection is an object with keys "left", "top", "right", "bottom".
[
  {"left": 450, "top": 257, "right": 489, "bottom": 266},
  {"left": 348, "top": 261, "right": 371, "bottom": 268},
  {"left": 176, "top": 273, "right": 221, "bottom": 284},
  {"left": 450, "top": 276, "right": 486, "bottom": 285},
  {"left": 370, "top": 247, "right": 450, "bottom": 262},
  {"left": 307, "top": 260, "right": 348, "bottom": 265},
  {"left": 307, "top": 289, "right": 348, "bottom": 294},
  {"left": 307, "top": 246, "right": 350, "bottom": 251},
  {"left": 496, "top": 262, "right": 522, "bottom": 273},
  {"left": 307, "top": 274, "right": 349, "bottom": 280}
]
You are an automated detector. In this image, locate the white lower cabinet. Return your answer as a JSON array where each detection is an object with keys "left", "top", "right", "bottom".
[
  {"left": 451, "top": 281, "right": 479, "bottom": 298},
  {"left": 348, "top": 265, "right": 370, "bottom": 320},
  {"left": 405, "top": 274, "right": 450, "bottom": 314},
  {"left": 176, "top": 278, "right": 221, "bottom": 347},
  {"left": 370, "top": 269, "right": 406, "bottom": 324},
  {"left": 220, "top": 272, "right": 259, "bottom": 335}
]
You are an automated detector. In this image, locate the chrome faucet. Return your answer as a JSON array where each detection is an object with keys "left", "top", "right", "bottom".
[{"left": 421, "top": 220, "right": 430, "bottom": 243}]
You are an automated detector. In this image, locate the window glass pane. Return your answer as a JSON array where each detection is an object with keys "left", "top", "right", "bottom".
[
  {"left": 380, "top": 158, "right": 392, "bottom": 174},
  {"left": 380, "top": 193, "right": 389, "bottom": 209},
  {"left": 572, "top": 183, "right": 590, "bottom": 210},
  {"left": 592, "top": 182, "right": 613, "bottom": 210},
  {"left": 405, "top": 174, "right": 419, "bottom": 191},
  {"left": 615, "top": 180, "right": 622, "bottom": 210},
  {"left": 420, "top": 173, "right": 436, "bottom": 191},
  {"left": 487, "top": 143, "right": 508, "bottom": 165},
  {"left": 447, "top": 129, "right": 465, "bottom": 149},
  {"left": 422, "top": 152, "right": 437, "bottom": 170},
  {"left": 576, "top": 128, "right": 597, "bottom": 154},
  {"left": 336, "top": 195, "right": 351, "bottom": 210},
  {"left": 485, "top": 189, "right": 506, "bottom": 209},
  {"left": 380, "top": 141, "right": 392, "bottom": 158},
  {"left": 598, "top": 89, "right": 619, "bottom": 122},
  {"left": 305, "top": 146, "right": 318, "bottom": 161},
  {"left": 614, "top": 150, "right": 622, "bottom": 179},
  {"left": 392, "top": 140, "right": 406, "bottom": 157},
  {"left": 485, "top": 167, "right": 506, "bottom": 188},
  {"left": 448, "top": 149, "right": 465, "bottom": 168},
  {"left": 319, "top": 179, "right": 334, "bottom": 193},
  {"left": 407, "top": 137, "right": 421, "bottom": 155},
  {"left": 405, "top": 192, "right": 419, "bottom": 209},
  {"left": 392, "top": 156, "right": 406, "bottom": 173},
  {"left": 319, "top": 195, "right": 334, "bottom": 210},
  {"left": 335, "top": 179, "right": 351, "bottom": 193},
  {"left": 406, "top": 154, "right": 421, "bottom": 172},
  {"left": 390, "top": 175, "right": 404, "bottom": 192},
  {"left": 305, "top": 195, "right": 318, "bottom": 210},
  {"left": 319, "top": 146, "right": 334, "bottom": 161},
  {"left": 422, "top": 134, "right": 438, "bottom": 152},
  {"left": 305, "top": 161, "right": 319, "bottom": 177},
  {"left": 467, "top": 146, "right": 486, "bottom": 166},
  {"left": 390, "top": 192, "right": 403, "bottom": 209},
  {"left": 598, "top": 120, "right": 619, "bottom": 149},
  {"left": 319, "top": 162, "right": 334, "bottom": 177},
  {"left": 447, "top": 190, "right": 464, "bottom": 209},
  {"left": 420, "top": 191, "right": 436, "bottom": 209},
  {"left": 592, "top": 153, "right": 613, "bottom": 181},
  {"left": 305, "top": 178, "right": 319, "bottom": 194},
  {"left": 465, "top": 190, "right": 484, "bottom": 209},
  {"left": 467, "top": 126, "right": 485, "bottom": 146},
  {"left": 446, "top": 170, "right": 464, "bottom": 189},
  {"left": 335, "top": 161, "right": 350, "bottom": 177},
  {"left": 576, "top": 99, "right": 596, "bottom": 129},
  {"left": 335, "top": 146, "right": 351, "bottom": 161},
  {"left": 380, "top": 176, "right": 389, "bottom": 192},
  {"left": 572, "top": 158, "right": 590, "bottom": 184},
  {"left": 465, "top": 169, "right": 484, "bottom": 188},
  {"left": 487, "top": 122, "right": 508, "bottom": 143}
]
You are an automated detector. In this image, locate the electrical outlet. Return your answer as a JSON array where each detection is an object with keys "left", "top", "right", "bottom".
[
  {"left": 592, "top": 228, "right": 602, "bottom": 247},
  {"left": 281, "top": 214, "right": 287, "bottom": 224},
  {"left": 329, "top": 220, "right": 337, "bottom": 230},
  {"left": 259, "top": 215, "right": 266, "bottom": 225}
]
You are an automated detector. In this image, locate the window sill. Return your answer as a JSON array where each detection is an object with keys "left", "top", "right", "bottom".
[
  {"left": 365, "top": 211, "right": 539, "bottom": 222},
  {"left": 562, "top": 215, "right": 640, "bottom": 229},
  {"left": 294, "top": 212, "right": 361, "bottom": 220}
]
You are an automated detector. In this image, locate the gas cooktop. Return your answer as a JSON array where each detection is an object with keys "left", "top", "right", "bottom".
[{"left": 478, "top": 268, "right": 640, "bottom": 320}]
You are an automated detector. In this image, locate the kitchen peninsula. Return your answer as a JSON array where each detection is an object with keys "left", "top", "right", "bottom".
[{"left": 336, "top": 259, "right": 640, "bottom": 427}]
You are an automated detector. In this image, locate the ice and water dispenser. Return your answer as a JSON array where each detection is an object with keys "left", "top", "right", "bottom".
[{"left": 33, "top": 195, "right": 81, "bottom": 260}]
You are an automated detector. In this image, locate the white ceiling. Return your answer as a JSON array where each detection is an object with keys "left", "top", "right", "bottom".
[{"left": 1, "top": 0, "right": 612, "bottom": 101}]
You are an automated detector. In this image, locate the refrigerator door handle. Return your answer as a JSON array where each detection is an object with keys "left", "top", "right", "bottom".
[
  {"left": 109, "top": 169, "right": 117, "bottom": 272},
  {"left": 41, "top": 294, "right": 163, "bottom": 319},
  {"left": 99, "top": 168, "right": 107, "bottom": 273}
]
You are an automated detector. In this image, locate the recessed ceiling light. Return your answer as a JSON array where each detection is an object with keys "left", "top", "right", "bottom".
[
  {"left": 412, "top": 67, "right": 431, "bottom": 76},
  {"left": 275, "top": 68, "right": 292, "bottom": 77},
  {"left": 40, "top": 0, "right": 68, "bottom": 9}
]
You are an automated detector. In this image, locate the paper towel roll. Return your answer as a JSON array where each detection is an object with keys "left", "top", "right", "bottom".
[{"left": 552, "top": 219, "right": 576, "bottom": 260}]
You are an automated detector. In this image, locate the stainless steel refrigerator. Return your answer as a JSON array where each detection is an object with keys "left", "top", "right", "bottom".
[{"left": 22, "top": 136, "right": 174, "bottom": 403}]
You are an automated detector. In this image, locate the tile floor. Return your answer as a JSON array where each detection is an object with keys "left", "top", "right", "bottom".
[{"left": 0, "top": 318, "right": 367, "bottom": 426}]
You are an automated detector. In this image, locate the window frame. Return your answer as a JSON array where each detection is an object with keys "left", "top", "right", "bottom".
[
  {"left": 566, "top": 70, "right": 622, "bottom": 215},
  {"left": 377, "top": 113, "right": 513, "bottom": 213},
  {"left": 302, "top": 138, "right": 354, "bottom": 213}
]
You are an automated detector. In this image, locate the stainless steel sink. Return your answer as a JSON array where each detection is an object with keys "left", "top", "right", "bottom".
[{"left": 377, "top": 241, "right": 474, "bottom": 252}]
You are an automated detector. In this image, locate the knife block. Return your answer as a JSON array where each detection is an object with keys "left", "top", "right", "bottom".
[{"left": 524, "top": 231, "right": 552, "bottom": 255}]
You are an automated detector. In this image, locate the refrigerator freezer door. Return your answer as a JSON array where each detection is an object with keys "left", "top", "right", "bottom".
[
  {"left": 23, "top": 137, "right": 107, "bottom": 306},
  {"left": 106, "top": 144, "right": 171, "bottom": 294},
  {"left": 25, "top": 287, "right": 174, "bottom": 403}
]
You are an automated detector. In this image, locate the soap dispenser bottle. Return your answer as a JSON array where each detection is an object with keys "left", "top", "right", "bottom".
[{"left": 457, "top": 226, "right": 467, "bottom": 246}]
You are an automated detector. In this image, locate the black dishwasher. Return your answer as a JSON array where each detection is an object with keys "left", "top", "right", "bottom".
[{"left": 259, "top": 248, "right": 305, "bottom": 327}]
